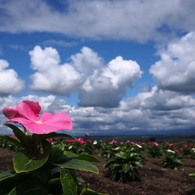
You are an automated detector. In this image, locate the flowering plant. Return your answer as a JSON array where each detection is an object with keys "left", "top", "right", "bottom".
[
  {"left": 146, "top": 141, "right": 162, "bottom": 158},
  {"left": 59, "top": 137, "right": 94, "bottom": 154},
  {"left": 0, "top": 100, "right": 107, "bottom": 195},
  {"left": 160, "top": 149, "right": 182, "bottom": 170},
  {"left": 104, "top": 148, "right": 144, "bottom": 183}
]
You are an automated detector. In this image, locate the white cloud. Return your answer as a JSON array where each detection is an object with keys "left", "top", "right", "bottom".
[
  {"left": 70, "top": 47, "right": 103, "bottom": 75},
  {"left": 123, "top": 86, "right": 195, "bottom": 110},
  {"left": 119, "top": 86, "right": 195, "bottom": 131},
  {"left": 1, "top": 89, "right": 195, "bottom": 135},
  {"left": 0, "top": 59, "right": 24, "bottom": 95},
  {"left": 150, "top": 32, "right": 195, "bottom": 93},
  {"left": 1, "top": 0, "right": 195, "bottom": 41},
  {"left": 78, "top": 56, "right": 143, "bottom": 107},
  {"left": 29, "top": 46, "right": 82, "bottom": 95},
  {"left": 29, "top": 46, "right": 143, "bottom": 107}
]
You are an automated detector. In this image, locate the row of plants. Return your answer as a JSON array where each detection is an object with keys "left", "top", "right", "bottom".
[
  {"left": 2, "top": 133, "right": 194, "bottom": 183},
  {"left": 59, "top": 137, "right": 195, "bottom": 182},
  {"left": 1, "top": 133, "right": 195, "bottom": 174},
  {"left": 1, "top": 133, "right": 195, "bottom": 194}
]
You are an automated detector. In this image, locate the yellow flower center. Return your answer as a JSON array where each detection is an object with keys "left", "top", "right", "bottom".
[{"left": 36, "top": 120, "right": 42, "bottom": 124}]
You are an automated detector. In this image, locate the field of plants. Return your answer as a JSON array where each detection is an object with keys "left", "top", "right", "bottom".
[{"left": 0, "top": 133, "right": 195, "bottom": 195}]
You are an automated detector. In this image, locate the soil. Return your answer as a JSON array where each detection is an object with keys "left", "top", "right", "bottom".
[{"left": 0, "top": 148, "right": 194, "bottom": 195}]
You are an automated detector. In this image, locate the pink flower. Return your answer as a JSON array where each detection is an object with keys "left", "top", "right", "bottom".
[
  {"left": 77, "top": 138, "right": 85, "bottom": 143},
  {"left": 66, "top": 138, "right": 89, "bottom": 143},
  {"left": 109, "top": 139, "right": 117, "bottom": 144},
  {"left": 183, "top": 145, "right": 189, "bottom": 148},
  {"left": 174, "top": 149, "right": 180, "bottom": 153},
  {"left": 66, "top": 139, "right": 75, "bottom": 143},
  {"left": 46, "top": 138, "right": 54, "bottom": 143},
  {"left": 150, "top": 142, "right": 159, "bottom": 146},
  {"left": 2, "top": 100, "right": 72, "bottom": 134},
  {"left": 127, "top": 141, "right": 135, "bottom": 145}
]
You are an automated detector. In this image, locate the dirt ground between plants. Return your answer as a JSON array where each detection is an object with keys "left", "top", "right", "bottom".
[{"left": 0, "top": 148, "right": 194, "bottom": 195}]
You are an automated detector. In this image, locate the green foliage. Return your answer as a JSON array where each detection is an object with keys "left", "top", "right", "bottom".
[
  {"left": 105, "top": 150, "right": 144, "bottom": 183},
  {"left": 160, "top": 152, "right": 182, "bottom": 170},
  {"left": 0, "top": 135, "right": 22, "bottom": 151},
  {"left": 60, "top": 169, "right": 78, "bottom": 195},
  {"left": 0, "top": 125, "right": 106, "bottom": 195},
  {"left": 100, "top": 143, "right": 118, "bottom": 158},
  {"left": 186, "top": 172, "right": 195, "bottom": 195},
  {"left": 2, "top": 128, "right": 195, "bottom": 194},
  {"left": 145, "top": 143, "right": 162, "bottom": 158}
]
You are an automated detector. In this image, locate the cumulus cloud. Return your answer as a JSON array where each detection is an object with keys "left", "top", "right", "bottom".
[
  {"left": 0, "top": 59, "right": 24, "bottom": 95},
  {"left": 150, "top": 32, "right": 195, "bottom": 93},
  {"left": 1, "top": 89, "right": 195, "bottom": 135},
  {"left": 123, "top": 86, "right": 195, "bottom": 110},
  {"left": 1, "top": 0, "right": 195, "bottom": 41},
  {"left": 78, "top": 56, "right": 142, "bottom": 107},
  {"left": 64, "top": 87, "right": 195, "bottom": 134},
  {"left": 29, "top": 46, "right": 143, "bottom": 107},
  {"left": 29, "top": 46, "right": 82, "bottom": 95},
  {"left": 119, "top": 86, "right": 195, "bottom": 131}
]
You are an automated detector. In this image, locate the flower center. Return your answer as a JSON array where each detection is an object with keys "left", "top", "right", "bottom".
[{"left": 36, "top": 120, "right": 42, "bottom": 124}]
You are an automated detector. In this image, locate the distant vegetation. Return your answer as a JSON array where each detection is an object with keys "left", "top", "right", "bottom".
[{"left": 90, "top": 134, "right": 195, "bottom": 143}]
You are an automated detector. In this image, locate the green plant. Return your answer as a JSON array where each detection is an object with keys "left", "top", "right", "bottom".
[
  {"left": 105, "top": 150, "right": 144, "bottom": 183},
  {"left": 160, "top": 150, "right": 182, "bottom": 170},
  {"left": 186, "top": 172, "right": 195, "bottom": 195},
  {"left": 0, "top": 135, "right": 21, "bottom": 150},
  {"left": 0, "top": 100, "right": 108, "bottom": 195},
  {"left": 0, "top": 127, "right": 108, "bottom": 195},
  {"left": 146, "top": 142, "right": 162, "bottom": 158},
  {"left": 100, "top": 143, "right": 118, "bottom": 158},
  {"left": 190, "top": 148, "right": 195, "bottom": 159}
]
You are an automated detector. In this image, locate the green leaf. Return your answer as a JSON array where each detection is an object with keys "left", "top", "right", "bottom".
[
  {"left": 13, "top": 152, "right": 48, "bottom": 173},
  {"left": 75, "top": 154, "right": 100, "bottom": 163},
  {"left": 63, "top": 151, "right": 78, "bottom": 158},
  {"left": 0, "top": 135, "right": 21, "bottom": 148},
  {"left": 81, "top": 187, "right": 109, "bottom": 195},
  {"left": 0, "top": 171, "right": 15, "bottom": 182},
  {"left": 134, "top": 161, "right": 143, "bottom": 168},
  {"left": 60, "top": 169, "right": 77, "bottom": 195},
  {"left": 4, "top": 124, "right": 29, "bottom": 148},
  {"left": 0, "top": 174, "right": 30, "bottom": 195},
  {"left": 186, "top": 186, "right": 195, "bottom": 195},
  {"left": 115, "top": 152, "right": 126, "bottom": 159},
  {"left": 122, "top": 163, "right": 129, "bottom": 173},
  {"left": 188, "top": 172, "right": 195, "bottom": 178},
  {"left": 55, "top": 159, "right": 99, "bottom": 174},
  {"left": 8, "top": 180, "right": 47, "bottom": 195}
]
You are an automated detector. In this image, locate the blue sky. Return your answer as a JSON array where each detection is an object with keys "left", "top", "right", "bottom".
[{"left": 1, "top": 0, "right": 195, "bottom": 136}]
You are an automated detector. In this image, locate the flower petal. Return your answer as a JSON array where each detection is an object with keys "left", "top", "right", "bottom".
[
  {"left": 2, "top": 100, "right": 72, "bottom": 135},
  {"left": 40, "top": 112, "right": 72, "bottom": 130},
  {"left": 7, "top": 117, "right": 35, "bottom": 127},
  {"left": 2, "top": 106, "right": 19, "bottom": 119},
  {"left": 17, "top": 112, "right": 72, "bottom": 134},
  {"left": 16, "top": 100, "right": 40, "bottom": 121}
]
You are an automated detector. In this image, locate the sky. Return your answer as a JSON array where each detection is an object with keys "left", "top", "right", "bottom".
[{"left": 1, "top": 0, "right": 195, "bottom": 136}]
